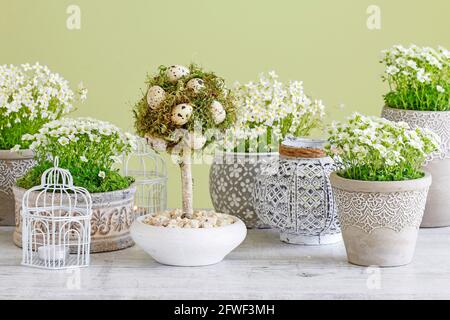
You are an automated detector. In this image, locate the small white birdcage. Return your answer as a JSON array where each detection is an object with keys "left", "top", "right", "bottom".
[
  {"left": 21, "top": 158, "right": 92, "bottom": 269},
  {"left": 123, "top": 137, "right": 167, "bottom": 217}
]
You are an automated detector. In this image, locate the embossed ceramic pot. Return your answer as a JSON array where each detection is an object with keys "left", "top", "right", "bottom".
[
  {"left": 13, "top": 185, "right": 136, "bottom": 253},
  {"left": 131, "top": 214, "right": 247, "bottom": 266},
  {"left": 0, "top": 150, "right": 35, "bottom": 226},
  {"left": 254, "top": 138, "right": 341, "bottom": 245},
  {"left": 331, "top": 172, "right": 431, "bottom": 267},
  {"left": 382, "top": 106, "right": 450, "bottom": 228},
  {"left": 209, "top": 152, "right": 278, "bottom": 229}
]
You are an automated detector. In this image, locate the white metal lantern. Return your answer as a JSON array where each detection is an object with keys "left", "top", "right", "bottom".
[
  {"left": 253, "top": 138, "right": 341, "bottom": 245},
  {"left": 21, "top": 158, "right": 92, "bottom": 269},
  {"left": 123, "top": 138, "right": 167, "bottom": 217}
]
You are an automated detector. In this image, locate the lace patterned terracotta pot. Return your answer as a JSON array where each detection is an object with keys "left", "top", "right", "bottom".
[
  {"left": 209, "top": 152, "right": 278, "bottom": 229},
  {"left": 13, "top": 185, "right": 136, "bottom": 253},
  {"left": 0, "top": 150, "right": 35, "bottom": 226},
  {"left": 331, "top": 172, "right": 431, "bottom": 267},
  {"left": 382, "top": 106, "right": 450, "bottom": 228}
]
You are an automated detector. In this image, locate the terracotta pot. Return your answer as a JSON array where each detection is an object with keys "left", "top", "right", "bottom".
[
  {"left": 130, "top": 214, "right": 247, "bottom": 266},
  {"left": 13, "top": 185, "right": 136, "bottom": 253},
  {"left": 209, "top": 152, "right": 278, "bottom": 229},
  {"left": 0, "top": 150, "right": 35, "bottom": 226},
  {"left": 382, "top": 106, "right": 450, "bottom": 228},
  {"left": 330, "top": 172, "right": 431, "bottom": 267}
]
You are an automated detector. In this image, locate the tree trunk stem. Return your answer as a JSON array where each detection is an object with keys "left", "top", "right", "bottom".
[{"left": 180, "top": 147, "right": 193, "bottom": 218}]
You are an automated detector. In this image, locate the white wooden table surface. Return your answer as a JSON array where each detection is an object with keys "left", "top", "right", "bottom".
[{"left": 1, "top": 226, "right": 450, "bottom": 300}]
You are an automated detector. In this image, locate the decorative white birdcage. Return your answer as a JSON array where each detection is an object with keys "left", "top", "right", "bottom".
[
  {"left": 21, "top": 158, "right": 92, "bottom": 269},
  {"left": 123, "top": 137, "right": 167, "bottom": 217}
]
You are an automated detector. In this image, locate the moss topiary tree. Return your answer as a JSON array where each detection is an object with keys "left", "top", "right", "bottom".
[{"left": 134, "top": 64, "right": 236, "bottom": 217}]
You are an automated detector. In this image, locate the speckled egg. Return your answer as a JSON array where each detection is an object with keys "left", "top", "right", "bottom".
[
  {"left": 171, "top": 103, "right": 193, "bottom": 126},
  {"left": 146, "top": 86, "right": 166, "bottom": 109},
  {"left": 184, "top": 132, "right": 207, "bottom": 150},
  {"left": 186, "top": 78, "right": 205, "bottom": 93},
  {"left": 210, "top": 100, "right": 226, "bottom": 124},
  {"left": 166, "top": 65, "right": 190, "bottom": 83}
]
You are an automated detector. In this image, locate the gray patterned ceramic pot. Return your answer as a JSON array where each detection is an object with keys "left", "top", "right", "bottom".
[
  {"left": 382, "top": 106, "right": 450, "bottom": 228},
  {"left": 209, "top": 152, "right": 278, "bottom": 229},
  {"left": 254, "top": 138, "right": 341, "bottom": 245},
  {"left": 0, "top": 150, "right": 35, "bottom": 226},
  {"left": 13, "top": 185, "right": 136, "bottom": 253},
  {"left": 331, "top": 172, "right": 431, "bottom": 267}
]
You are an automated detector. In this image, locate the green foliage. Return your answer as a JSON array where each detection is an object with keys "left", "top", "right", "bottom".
[
  {"left": 326, "top": 113, "right": 440, "bottom": 181},
  {"left": 384, "top": 87, "right": 450, "bottom": 112},
  {"left": 17, "top": 161, "right": 134, "bottom": 193},
  {"left": 381, "top": 45, "right": 450, "bottom": 111},
  {"left": 0, "top": 112, "right": 53, "bottom": 150},
  {"left": 0, "top": 63, "right": 86, "bottom": 150},
  {"left": 21, "top": 117, "right": 136, "bottom": 192}
]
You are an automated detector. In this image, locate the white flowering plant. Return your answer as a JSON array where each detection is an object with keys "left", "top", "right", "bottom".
[
  {"left": 381, "top": 45, "right": 450, "bottom": 111},
  {"left": 17, "top": 117, "right": 137, "bottom": 193},
  {"left": 226, "top": 71, "right": 325, "bottom": 152},
  {"left": 325, "top": 113, "right": 440, "bottom": 181},
  {"left": 0, "top": 63, "right": 87, "bottom": 150}
]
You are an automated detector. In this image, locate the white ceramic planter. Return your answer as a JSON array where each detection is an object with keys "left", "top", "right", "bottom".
[
  {"left": 209, "top": 152, "right": 278, "bottom": 229},
  {"left": 382, "top": 106, "right": 450, "bottom": 228},
  {"left": 130, "top": 214, "right": 247, "bottom": 266},
  {"left": 0, "top": 150, "right": 35, "bottom": 226},
  {"left": 13, "top": 185, "right": 137, "bottom": 253},
  {"left": 331, "top": 172, "right": 431, "bottom": 267}
]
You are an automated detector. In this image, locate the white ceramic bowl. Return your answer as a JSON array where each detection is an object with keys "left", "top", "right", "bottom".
[{"left": 130, "top": 214, "right": 247, "bottom": 266}]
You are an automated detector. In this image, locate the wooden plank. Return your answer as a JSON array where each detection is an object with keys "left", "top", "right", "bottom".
[{"left": 1, "top": 227, "right": 450, "bottom": 300}]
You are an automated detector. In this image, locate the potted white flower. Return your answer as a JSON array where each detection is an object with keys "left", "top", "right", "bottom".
[
  {"left": 210, "top": 71, "right": 325, "bottom": 228},
  {"left": 380, "top": 45, "right": 450, "bottom": 227},
  {"left": 0, "top": 63, "right": 86, "bottom": 226},
  {"left": 13, "top": 117, "right": 137, "bottom": 252},
  {"left": 326, "top": 113, "right": 440, "bottom": 267},
  {"left": 131, "top": 64, "right": 247, "bottom": 266}
]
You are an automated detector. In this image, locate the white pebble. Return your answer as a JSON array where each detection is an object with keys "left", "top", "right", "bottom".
[{"left": 143, "top": 210, "right": 236, "bottom": 229}]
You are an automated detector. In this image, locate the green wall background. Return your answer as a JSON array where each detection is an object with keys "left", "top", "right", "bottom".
[{"left": 1, "top": 0, "right": 449, "bottom": 209}]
